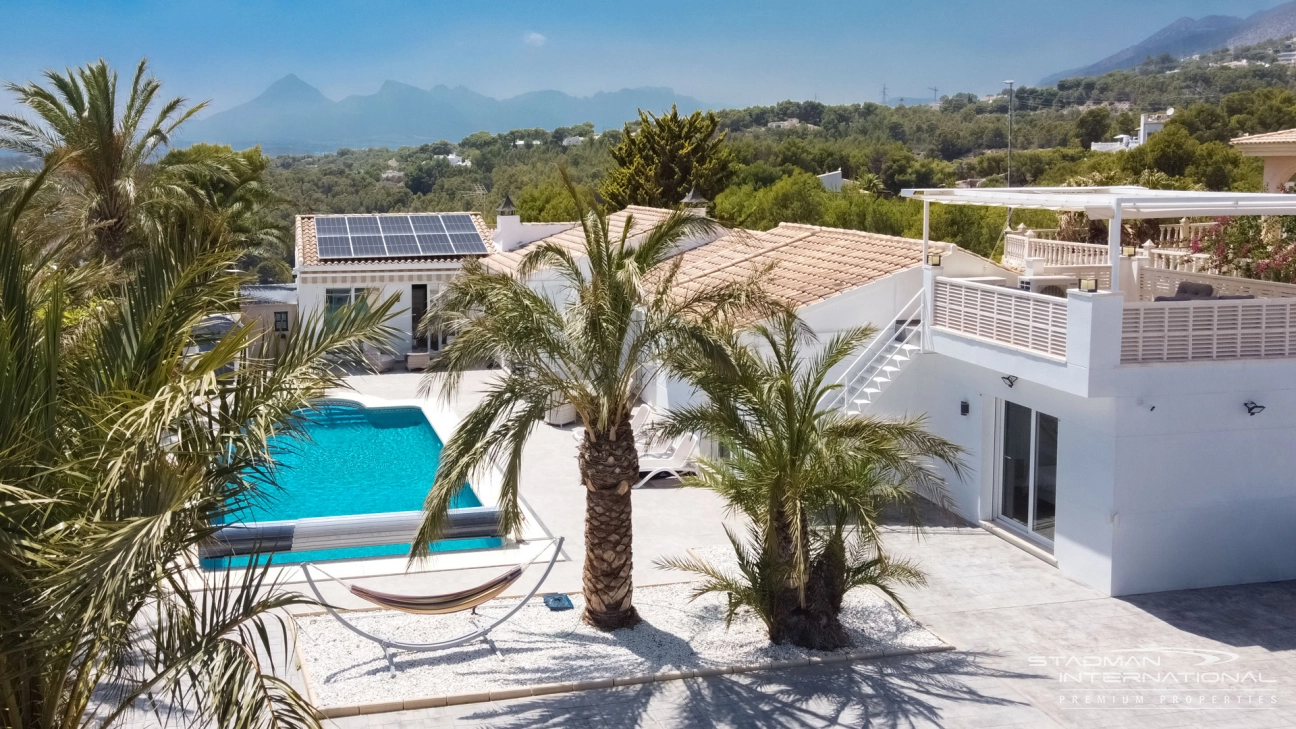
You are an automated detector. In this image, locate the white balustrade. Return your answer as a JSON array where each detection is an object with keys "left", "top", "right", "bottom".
[{"left": 1002, "top": 230, "right": 1107, "bottom": 271}]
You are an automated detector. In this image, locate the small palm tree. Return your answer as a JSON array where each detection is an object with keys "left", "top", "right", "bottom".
[
  {"left": 414, "top": 175, "right": 767, "bottom": 630},
  {"left": 656, "top": 308, "right": 964, "bottom": 649},
  {"left": 0, "top": 156, "right": 398, "bottom": 729},
  {"left": 853, "top": 172, "right": 885, "bottom": 196},
  {"left": 0, "top": 58, "right": 209, "bottom": 258}
]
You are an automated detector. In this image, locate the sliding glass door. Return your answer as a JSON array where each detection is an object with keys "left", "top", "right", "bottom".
[{"left": 998, "top": 400, "right": 1058, "bottom": 544}]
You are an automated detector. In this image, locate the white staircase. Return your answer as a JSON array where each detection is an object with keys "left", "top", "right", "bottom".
[{"left": 824, "top": 291, "right": 923, "bottom": 415}]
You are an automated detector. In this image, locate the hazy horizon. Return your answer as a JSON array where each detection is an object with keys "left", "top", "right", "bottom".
[{"left": 0, "top": 0, "right": 1287, "bottom": 119}]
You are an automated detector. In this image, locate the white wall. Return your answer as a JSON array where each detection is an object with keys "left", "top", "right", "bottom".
[
  {"left": 1109, "top": 386, "right": 1296, "bottom": 595},
  {"left": 871, "top": 352, "right": 1118, "bottom": 594}
]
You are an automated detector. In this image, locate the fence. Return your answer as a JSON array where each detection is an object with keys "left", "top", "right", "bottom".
[
  {"left": 1121, "top": 298, "right": 1296, "bottom": 363},
  {"left": 933, "top": 277, "right": 1068, "bottom": 359},
  {"left": 1135, "top": 266, "right": 1296, "bottom": 302}
]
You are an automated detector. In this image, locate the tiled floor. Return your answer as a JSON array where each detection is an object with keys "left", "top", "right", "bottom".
[{"left": 325, "top": 524, "right": 1296, "bottom": 728}]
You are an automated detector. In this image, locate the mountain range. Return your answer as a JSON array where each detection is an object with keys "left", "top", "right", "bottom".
[
  {"left": 178, "top": 75, "right": 708, "bottom": 155},
  {"left": 1040, "top": 1, "right": 1296, "bottom": 86}
]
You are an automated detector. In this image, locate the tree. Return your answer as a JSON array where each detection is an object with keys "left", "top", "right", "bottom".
[
  {"left": 656, "top": 309, "right": 965, "bottom": 649},
  {"left": 1125, "top": 125, "right": 1199, "bottom": 178},
  {"left": 0, "top": 157, "right": 399, "bottom": 729},
  {"left": 600, "top": 105, "right": 735, "bottom": 208},
  {"left": 413, "top": 173, "right": 768, "bottom": 630},
  {"left": 1075, "top": 106, "right": 1112, "bottom": 149},
  {"left": 0, "top": 59, "right": 207, "bottom": 259}
]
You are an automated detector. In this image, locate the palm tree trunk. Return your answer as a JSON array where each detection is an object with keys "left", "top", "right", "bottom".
[
  {"left": 769, "top": 508, "right": 852, "bottom": 650},
  {"left": 577, "top": 415, "right": 641, "bottom": 630}
]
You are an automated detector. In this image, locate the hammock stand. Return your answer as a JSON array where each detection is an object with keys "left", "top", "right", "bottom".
[{"left": 301, "top": 537, "right": 564, "bottom": 675}]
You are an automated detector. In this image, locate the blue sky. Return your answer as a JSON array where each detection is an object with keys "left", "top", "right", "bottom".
[{"left": 0, "top": 0, "right": 1285, "bottom": 116}]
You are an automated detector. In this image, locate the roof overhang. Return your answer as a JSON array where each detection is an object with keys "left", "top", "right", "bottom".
[
  {"left": 1234, "top": 142, "right": 1296, "bottom": 157},
  {"left": 902, "top": 186, "right": 1296, "bottom": 219}
]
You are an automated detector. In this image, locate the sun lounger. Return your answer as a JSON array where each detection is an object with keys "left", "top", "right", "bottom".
[{"left": 632, "top": 433, "right": 699, "bottom": 489}]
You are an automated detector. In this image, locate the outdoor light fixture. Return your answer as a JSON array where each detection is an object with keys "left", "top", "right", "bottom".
[
  {"left": 1001, "top": 375, "right": 1018, "bottom": 388},
  {"left": 1078, "top": 276, "right": 1098, "bottom": 293},
  {"left": 1122, "top": 245, "right": 1137, "bottom": 257},
  {"left": 925, "top": 252, "right": 942, "bottom": 266},
  {"left": 960, "top": 400, "right": 970, "bottom": 416},
  {"left": 1245, "top": 401, "right": 1266, "bottom": 416}
]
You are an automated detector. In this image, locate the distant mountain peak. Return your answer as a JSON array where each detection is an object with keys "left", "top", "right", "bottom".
[
  {"left": 257, "top": 74, "right": 330, "bottom": 104},
  {"left": 1040, "top": 2, "right": 1295, "bottom": 86},
  {"left": 179, "top": 78, "right": 709, "bottom": 155}
]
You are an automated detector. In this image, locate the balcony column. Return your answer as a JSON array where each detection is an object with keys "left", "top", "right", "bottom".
[
  {"left": 921, "top": 200, "right": 933, "bottom": 351},
  {"left": 1108, "top": 200, "right": 1123, "bottom": 292}
]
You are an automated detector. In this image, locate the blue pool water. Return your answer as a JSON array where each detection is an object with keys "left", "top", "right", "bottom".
[{"left": 216, "top": 402, "right": 500, "bottom": 565}]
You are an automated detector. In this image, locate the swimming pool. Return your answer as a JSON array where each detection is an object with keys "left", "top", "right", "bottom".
[{"left": 208, "top": 401, "right": 500, "bottom": 566}]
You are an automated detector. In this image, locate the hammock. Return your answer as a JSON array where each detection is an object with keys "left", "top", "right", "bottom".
[{"left": 301, "top": 536, "right": 564, "bottom": 674}]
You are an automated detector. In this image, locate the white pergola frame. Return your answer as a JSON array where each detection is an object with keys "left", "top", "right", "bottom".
[{"left": 903, "top": 186, "right": 1296, "bottom": 292}]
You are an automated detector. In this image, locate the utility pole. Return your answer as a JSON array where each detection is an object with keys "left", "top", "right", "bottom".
[
  {"left": 882, "top": 84, "right": 887, "bottom": 105},
  {"left": 1004, "top": 80, "right": 1015, "bottom": 187},
  {"left": 929, "top": 86, "right": 939, "bottom": 105}
]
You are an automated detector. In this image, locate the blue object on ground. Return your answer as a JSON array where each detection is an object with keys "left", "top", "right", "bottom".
[{"left": 544, "top": 593, "right": 574, "bottom": 611}]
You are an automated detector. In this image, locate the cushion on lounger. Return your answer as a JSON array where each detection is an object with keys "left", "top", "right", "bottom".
[{"left": 1174, "top": 281, "right": 1214, "bottom": 299}]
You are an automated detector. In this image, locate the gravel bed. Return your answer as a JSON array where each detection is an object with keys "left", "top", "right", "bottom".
[{"left": 296, "top": 548, "right": 945, "bottom": 708}]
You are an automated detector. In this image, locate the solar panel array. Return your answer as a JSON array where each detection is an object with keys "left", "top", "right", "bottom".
[{"left": 314, "top": 213, "right": 488, "bottom": 260}]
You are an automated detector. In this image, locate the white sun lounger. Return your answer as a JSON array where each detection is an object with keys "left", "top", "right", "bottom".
[{"left": 632, "top": 433, "right": 699, "bottom": 489}]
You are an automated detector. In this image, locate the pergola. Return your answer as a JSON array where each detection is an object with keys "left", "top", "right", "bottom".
[{"left": 901, "top": 186, "right": 1296, "bottom": 290}]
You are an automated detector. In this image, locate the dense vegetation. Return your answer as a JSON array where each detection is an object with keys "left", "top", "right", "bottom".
[{"left": 0, "top": 59, "right": 390, "bottom": 729}]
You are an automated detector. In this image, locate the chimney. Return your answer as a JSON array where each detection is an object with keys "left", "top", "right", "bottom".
[
  {"left": 494, "top": 194, "right": 524, "bottom": 251},
  {"left": 680, "top": 186, "right": 709, "bottom": 217}
]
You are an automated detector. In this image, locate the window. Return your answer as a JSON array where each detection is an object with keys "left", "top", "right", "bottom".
[
  {"left": 997, "top": 401, "right": 1058, "bottom": 544},
  {"left": 273, "top": 311, "right": 289, "bottom": 332},
  {"left": 325, "top": 288, "right": 352, "bottom": 315}
]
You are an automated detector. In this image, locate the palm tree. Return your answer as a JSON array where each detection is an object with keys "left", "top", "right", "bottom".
[
  {"left": 853, "top": 172, "right": 885, "bottom": 196},
  {"left": 656, "top": 308, "right": 964, "bottom": 650},
  {"left": 0, "top": 58, "right": 209, "bottom": 258},
  {"left": 0, "top": 156, "right": 399, "bottom": 729},
  {"left": 413, "top": 175, "right": 768, "bottom": 630}
]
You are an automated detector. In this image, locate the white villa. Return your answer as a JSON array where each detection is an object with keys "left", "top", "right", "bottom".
[{"left": 290, "top": 184, "right": 1296, "bottom": 598}]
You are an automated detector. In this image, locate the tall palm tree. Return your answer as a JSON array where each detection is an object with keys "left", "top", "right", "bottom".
[
  {"left": 413, "top": 176, "right": 768, "bottom": 630},
  {"left": 656, "top": 308, "right": 965, "bottom": 649},
  {"left": 0, "top": 58, "right": 208, "bottom": 258},
  {"left": 0, "top": 156, "right": 398, "bottom": 729}
]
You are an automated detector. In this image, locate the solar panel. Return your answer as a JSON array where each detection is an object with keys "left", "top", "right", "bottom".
[
  {"left": 350, "top": 234, "right": 387, "bottom": 256},
  {"left": 384, "top": 234, "right": 421, "bottom": 255},
  {"left": 442, "top": 214, "right": 477, "bottom": 233},
  {"left": 417, "top": 233, "right": 455, "bottom": 255},
  {"left": 313, "top": 213, "right": 487, "bottom": 260},
  {"left": 316, "top": 235, "right": 353, "bottom": 258},
  {"left": 450, "top": 232, "right": 488, "bottom": 254}
]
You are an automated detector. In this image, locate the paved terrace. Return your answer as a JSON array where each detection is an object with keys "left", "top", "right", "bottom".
[{"left": 318, "top": 370, "right": 1296, "bottom": 728}]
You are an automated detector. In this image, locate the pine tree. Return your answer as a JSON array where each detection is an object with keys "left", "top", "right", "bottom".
[{"left": 600, "top": 105, "right": 734, "bottom": 208}]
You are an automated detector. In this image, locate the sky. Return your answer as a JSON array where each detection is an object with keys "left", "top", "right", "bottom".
[{"left": 0, "top": 0, "right": 1286, "bottom": 116}]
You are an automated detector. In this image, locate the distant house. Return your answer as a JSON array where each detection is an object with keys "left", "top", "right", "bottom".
[
  {"left": 1280, "top": 51, "right": 1296, "bottom": 67},
  {"left": 434, "top": 153, "right": 471, "bottom": 167},
  {"left": 817, "top": 169, "right": 847, "bottom": 192},
  {"left": 561, "top": 136, "right": 584, "bottom": 147},
  {"left": 1091, "top": 110, "right": 1172, "bottom": 152},
  {"left": 240, "top": 284, "right": 298, "bottom": 340},
  {"left": 379, "top": 169, "right": 405, "bottom": 185},
  {"left": 767, "top": 118, "right": 820, "bottom": 130}
]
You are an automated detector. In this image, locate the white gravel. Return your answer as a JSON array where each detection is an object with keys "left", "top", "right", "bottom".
[{"left": 296, "top": 549, "right": 945, "bottom": 708}]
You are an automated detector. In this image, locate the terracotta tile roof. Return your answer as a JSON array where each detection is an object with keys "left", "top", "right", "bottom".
[
  {"left": 482, "top": 206, "right": 675, "bottom": 274},
  {"left": 295, "top": 213, "right": 495, "bottom": 267},
  {"left": 1232, "top": 129, "right": 1296, "bottom": 147},
  {"left": 672, "top": 223, "right": 924, "bottom": 312}
]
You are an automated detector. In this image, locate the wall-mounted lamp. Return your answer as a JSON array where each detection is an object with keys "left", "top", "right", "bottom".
[
  {"left": 1121, "top": 245, "right": 1138, "bottom": 257},
  {"left": 1001, "top": 375, "right": 1018, "bottom": 388},
  {"left": 925, "top": 252, "right": 943, "bottom": 267},
  {"left": 1078, "top": 276, "right": 1098, "bottom": 293},
  {"left": 1245, "top": 401, "right": 1266, "bottom": 416},
  {"left": 960, "top": 400, "right": 970, "bottom": 416}
]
